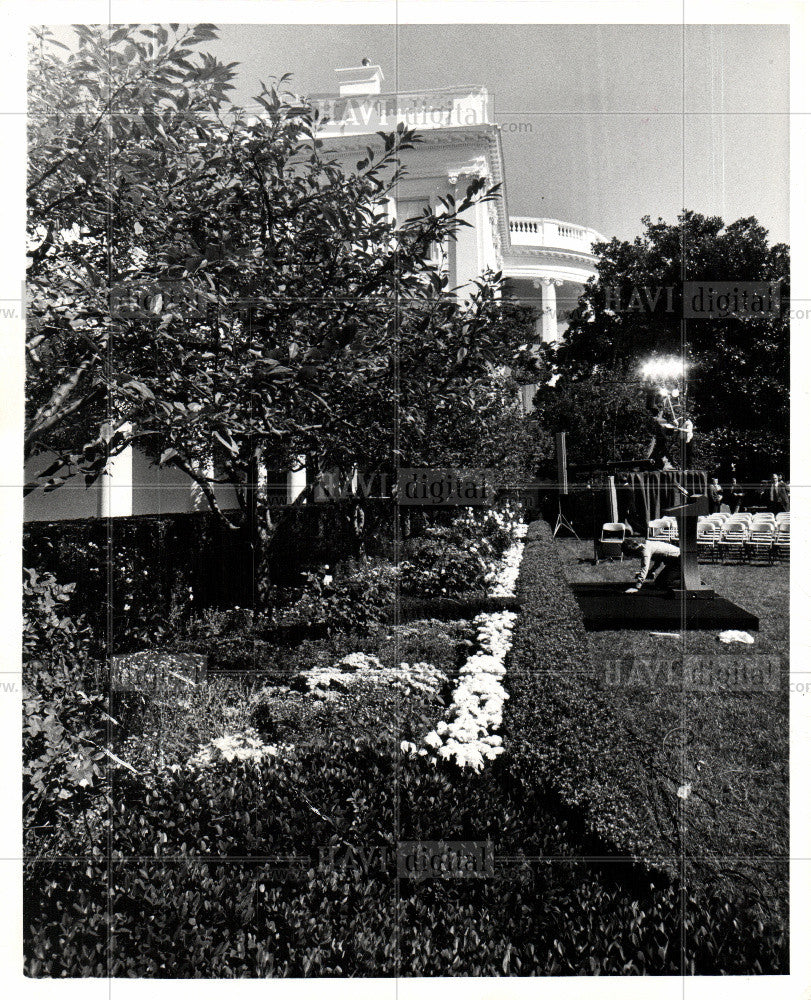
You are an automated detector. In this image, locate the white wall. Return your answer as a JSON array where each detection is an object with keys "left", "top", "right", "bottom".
[{"left": 24, "top": 447, "right": 240, "bottom": 522}]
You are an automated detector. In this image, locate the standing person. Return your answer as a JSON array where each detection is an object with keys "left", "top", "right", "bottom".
[
  {"left": 709, "top": 477, "right": 723, "bottom": 513},
  {"left": 644, "top": 392, "right": 677, "bottom": 470},
  {"left": 768, "top": 473, "right": 783, "bottom": 514},
  {"left": 777, "top": 474, "right": 790, "bottom": 512},
  {"left": 730, "top": 477, "right": 744, "bottom": 514},
  {"left": 678, "top": 415, "right": 695, "bottom": 469},
  {"left": 621, "top": 536, "right": 681, "bottom": 592}
]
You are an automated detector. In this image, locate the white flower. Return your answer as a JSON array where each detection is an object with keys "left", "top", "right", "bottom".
[
  {"left": 415, "top": 606, "right": 518, "bottom": 773},
  {"left": 424, "top": 731, "right": 443, "bottom": 750},
  {"left": 188, "top": 729, "right": 281, "bottom": 770}
]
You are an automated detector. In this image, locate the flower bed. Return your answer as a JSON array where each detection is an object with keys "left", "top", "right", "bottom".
[
  {"left": 24, "top": 510, "right": 788, "bottom": 975},
  {"left": 406, "top": 514, "right": 527, "bottom": 770},
  {"left": 411, "top": 610, "right": 516, "bottom": 770}
]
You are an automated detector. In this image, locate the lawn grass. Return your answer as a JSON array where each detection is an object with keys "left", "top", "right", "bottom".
[{"left": 555, "top": 537, "right": 788, "bottom": 916}]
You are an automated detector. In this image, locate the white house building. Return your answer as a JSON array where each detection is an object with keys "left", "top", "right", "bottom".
[{"left": 24, "top": 62, "right": 604, "bottom": 522}]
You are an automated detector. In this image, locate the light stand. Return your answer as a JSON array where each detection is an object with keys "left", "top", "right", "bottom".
[
  {"left": 553, "top": 498, "right": 579, "bottom": 539},
  {"left": 553, "top": 431, "right": 580, "bottom": 539}
]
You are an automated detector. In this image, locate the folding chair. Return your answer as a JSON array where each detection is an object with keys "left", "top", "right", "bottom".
[
  {"left": 773, "top": 523, "right": 790, "bottom": 562},
  {"left": 718, "top": 520, "right": 749, "bottom": 563},
  {"left": 647, "top": 518, "right": 668, "bottom": 539},
  {"left": 596, "top": 522, "right": 626, "bottom": 561},
  {"left": 697, "top": 522, "right": 720, "bottom": 563},
  {"left": 746, "top": 523, "right": 776, "bottom": 564}
]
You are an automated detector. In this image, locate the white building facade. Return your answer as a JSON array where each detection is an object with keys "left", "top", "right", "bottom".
[{"left": 24, "top": 63, "right": 604, "bottom": 522}]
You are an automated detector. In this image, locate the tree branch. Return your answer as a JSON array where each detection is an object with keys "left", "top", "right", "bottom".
[
  {"left": 25, "top": 354, "right": 100, "bottom": 452},
  {"left": 168, "top": 454, "right": 243, "bottom": 531}
]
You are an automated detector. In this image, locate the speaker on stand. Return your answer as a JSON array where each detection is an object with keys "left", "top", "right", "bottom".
[{"left": 553, "top": 432, "right": 580, "bottom": 539}]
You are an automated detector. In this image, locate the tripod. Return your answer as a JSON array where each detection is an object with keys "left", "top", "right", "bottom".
[{"left": 553, "top": 498, "right": 579, "bottom": 539}]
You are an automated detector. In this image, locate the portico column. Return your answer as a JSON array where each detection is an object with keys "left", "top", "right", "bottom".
[
  {"left": 447, "top": 163, "right": 487, "bottom": 295},
  {"left": 540, "top": 278, "right": 562, "bottom": 343},
  {"left": 287, "top": 456, "right": 307, "bottom": 504},
  {"left": 98, "top": 422, "right": 133, "bottom": 518}
]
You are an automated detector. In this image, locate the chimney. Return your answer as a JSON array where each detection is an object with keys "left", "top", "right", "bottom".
[{"left": 335, "top": 60, "right": 384, "bottom": 96}]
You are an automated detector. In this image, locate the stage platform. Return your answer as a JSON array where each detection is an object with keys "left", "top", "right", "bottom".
[{"left": 571, "top": 582, "right": 759, "bottom": 632}]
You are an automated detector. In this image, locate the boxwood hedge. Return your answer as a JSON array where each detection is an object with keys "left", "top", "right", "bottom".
[{"left": 503, "top": 520, "right": 661, "bottom": 858}]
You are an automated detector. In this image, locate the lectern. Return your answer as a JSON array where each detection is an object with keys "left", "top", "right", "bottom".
[{"left": 663, "top": 493, "right": 715, "bottom": 599}]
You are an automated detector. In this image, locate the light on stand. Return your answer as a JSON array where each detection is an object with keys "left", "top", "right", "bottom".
[{"left": 640, "top": 356, "right": 688, "bottom": 423}]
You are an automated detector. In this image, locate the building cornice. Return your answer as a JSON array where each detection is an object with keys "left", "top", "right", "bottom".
[{"left": 503, "top": 246, "right": 599, "bottom": 268}]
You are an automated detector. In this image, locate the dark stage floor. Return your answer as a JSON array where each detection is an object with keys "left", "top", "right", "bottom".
[{"left": 571, "top": 582, "right": 760, "bottom": 631}]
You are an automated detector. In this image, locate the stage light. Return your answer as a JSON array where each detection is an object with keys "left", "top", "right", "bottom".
[
  {"left": 640, "top": 356, "right": 689, "bottom": 429},
  {"left": 640, "top": 356, "right": 687, "bottom": 383}
]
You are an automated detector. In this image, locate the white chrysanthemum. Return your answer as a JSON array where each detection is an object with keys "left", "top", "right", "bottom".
[
  {"left": 188, "top": 730, "right": 281, "bottom": 769},
  {"left": 424, "top": 730, "right": 443, "bottom": 750}
]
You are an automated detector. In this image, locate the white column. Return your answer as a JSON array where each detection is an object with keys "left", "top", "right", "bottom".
[
  {"left": 447, "top": 166, "right": 487, "bottom": 298},
  {"left": 287, "top": 456, "right": 307, "bottom": 504},
  {"left": 98, "top": 422, "right": 133, "bottom": 518},
  {"left": 190, "top": 454, "right": 215, "bottom": 512},
  {"left": 541, "top": 278, "right": 562, "bottom": 343}
]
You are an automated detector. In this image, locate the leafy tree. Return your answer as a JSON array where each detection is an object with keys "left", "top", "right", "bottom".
[
  {"left": 534, "top": 212, "right": 789, "bottom": 479},
  {"left": 26, "top": 24, "right": 236, "bottom": 451},
  {"left": 27, "top": 24, "right": 541, "bottom": 533}
]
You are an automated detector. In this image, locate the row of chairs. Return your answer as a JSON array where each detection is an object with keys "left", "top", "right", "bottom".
[
  {"left": 648, "top": 516, "right": 680, "bottom": 542},
  {"left": 697, "top": 512, "right": 790, "bottom": 563},
  {"left": 600, "top": 514, "right": 791, "bottom": 564},
  {"left": 701, "top": 511, "right": 789, "bottom": 525}
]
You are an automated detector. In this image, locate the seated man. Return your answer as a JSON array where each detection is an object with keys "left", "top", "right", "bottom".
[{"left": 621, "top": 536, "right": 681, "bottom": 593}]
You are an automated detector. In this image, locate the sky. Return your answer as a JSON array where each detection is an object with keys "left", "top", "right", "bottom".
[{"left": 198, "top": 23, "right": 790, "bottom": 246}]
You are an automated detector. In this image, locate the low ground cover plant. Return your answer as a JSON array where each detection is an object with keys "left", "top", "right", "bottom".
[{"left": 25, "top": 745, "right": 787, "bottom": 976}]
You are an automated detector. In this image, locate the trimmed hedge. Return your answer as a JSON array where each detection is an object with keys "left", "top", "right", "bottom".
[
  {"left": 394, "top": 594, "right": 519, "bottom": 623},
  {"left": 25, "top": 747, "right": 787, "bottom": 976},
  {"left": 504, "top": 519, "right": 658, "bottom": 858}
]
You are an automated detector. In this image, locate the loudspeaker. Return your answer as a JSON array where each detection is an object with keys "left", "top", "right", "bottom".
[{"left": 555, "top": 432, "right": 568, "bottom": 495}]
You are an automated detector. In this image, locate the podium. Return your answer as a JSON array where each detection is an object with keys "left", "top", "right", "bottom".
[{"left": 663, "top": 493, "right": 715, "bottom": 599}]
